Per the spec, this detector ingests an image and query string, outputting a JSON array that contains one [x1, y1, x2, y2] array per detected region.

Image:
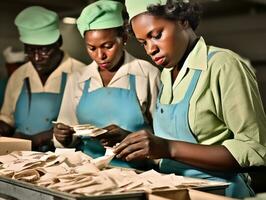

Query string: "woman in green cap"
[[113, 0, 266, 198], [0, 6, 85, 151], [53, 0, 160, 169]]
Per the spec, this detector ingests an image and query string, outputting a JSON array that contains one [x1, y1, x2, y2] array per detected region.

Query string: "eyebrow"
[[86, 41, 113, 47], [136, 30, 153, 41]]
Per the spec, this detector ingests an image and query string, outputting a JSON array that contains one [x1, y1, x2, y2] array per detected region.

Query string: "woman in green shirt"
[[112, 0, 266, 198]]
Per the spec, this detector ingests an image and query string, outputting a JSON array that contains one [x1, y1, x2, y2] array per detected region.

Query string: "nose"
[[97, 49, 107, 60], [33, 51, 42, 62], [146, 41, 159, 56]]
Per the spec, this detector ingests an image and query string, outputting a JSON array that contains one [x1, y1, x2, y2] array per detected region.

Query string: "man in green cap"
[[0, 6, 85, 152]]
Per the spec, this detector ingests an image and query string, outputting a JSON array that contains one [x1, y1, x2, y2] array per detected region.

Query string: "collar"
[[78, 51, 147, 83], [185, 36, 208, 71], [161, 37, 208, 87], [25, 52, 73, 78], [24, 52, 76, 91], [48, 53, 74, 78]]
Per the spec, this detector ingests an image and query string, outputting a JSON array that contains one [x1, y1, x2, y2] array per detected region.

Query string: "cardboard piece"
[[148, 189, 236, 200], [0, 137, 31, 155]]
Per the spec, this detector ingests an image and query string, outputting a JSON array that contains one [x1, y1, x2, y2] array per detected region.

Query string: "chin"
[[161, 63, 172, 69]]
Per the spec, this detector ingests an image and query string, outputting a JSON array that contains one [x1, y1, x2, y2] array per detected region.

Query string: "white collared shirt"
[[0, 53, 85, 126], [57, 51, 161, 127]]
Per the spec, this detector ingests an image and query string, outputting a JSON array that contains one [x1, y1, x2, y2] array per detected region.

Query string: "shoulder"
[[125, 52, 160, 77], [68, 61, 96, 82], [8, 62, 31, 81], [62, 54, 86, 72], [4, 62, 33, 94], [207, 46, 254, 76], [68, 57, 86, 67]]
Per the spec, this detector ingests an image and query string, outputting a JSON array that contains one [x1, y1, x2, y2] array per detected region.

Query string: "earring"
[[123, 42, 127, 46]]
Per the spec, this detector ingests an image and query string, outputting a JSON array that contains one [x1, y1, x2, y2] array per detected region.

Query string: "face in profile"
[[84, 28, 125, 71], [24, 41, 62, 75], [131, 13, 190, 68]]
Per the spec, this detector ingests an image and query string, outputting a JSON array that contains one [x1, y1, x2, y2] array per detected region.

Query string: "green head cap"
[[125, 0, 189, 21], [77, 0, 124, 37], [14, 6, 60, 45]]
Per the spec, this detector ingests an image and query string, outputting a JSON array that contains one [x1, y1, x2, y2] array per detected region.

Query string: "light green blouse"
[[160, 37, 266, 167]]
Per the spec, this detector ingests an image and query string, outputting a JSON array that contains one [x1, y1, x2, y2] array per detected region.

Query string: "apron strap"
[[25, 77, 31, 114], [183, 51, 220, 102], [56, 72, 67, 106], [207, 51, 219, 60], [129, 74, 136, 93], [23, 72, 67, 114], [83, 78, 91, 94], [59, 72, 67, 94], [183, 69, 201, 102]]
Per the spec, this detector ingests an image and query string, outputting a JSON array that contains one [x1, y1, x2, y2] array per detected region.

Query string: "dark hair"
[[115, 26, 126, 37], [84, 26, 126, 38], [147, 0, 202, 31], [126, 1, 202, 34]]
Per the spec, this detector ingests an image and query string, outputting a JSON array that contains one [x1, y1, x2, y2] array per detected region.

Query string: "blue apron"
[[14, 73, 67, 150], [76, 74, 153, 169], [153, 52, 254, 198]]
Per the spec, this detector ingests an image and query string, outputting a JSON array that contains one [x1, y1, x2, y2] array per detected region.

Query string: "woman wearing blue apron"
[[0, 6, 85, 151], [53, 1, 160, 170], [114, 0, 266, 198]]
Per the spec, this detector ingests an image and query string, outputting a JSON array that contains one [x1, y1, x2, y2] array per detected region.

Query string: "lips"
[[153, 56, 165, 65], [99, 62, 110, 69]]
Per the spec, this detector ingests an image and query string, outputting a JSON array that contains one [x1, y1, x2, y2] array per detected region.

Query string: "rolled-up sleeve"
[[219, 56, 266, 167]]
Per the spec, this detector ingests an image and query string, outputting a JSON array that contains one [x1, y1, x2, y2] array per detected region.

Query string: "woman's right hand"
[[114, 129, 171, 161], [53, 123, 75, 146]]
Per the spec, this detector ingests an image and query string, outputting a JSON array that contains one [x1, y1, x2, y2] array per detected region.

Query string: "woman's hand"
[[113, 129, 170, 161], [96, 124, 130, 147], [114, 129, 242, 171], [53, 123, 75, 146], [14, 130, 54, 151], [0, 121, 14, 136]]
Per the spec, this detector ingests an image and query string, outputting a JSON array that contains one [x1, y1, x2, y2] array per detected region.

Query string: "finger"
[[55, 123, 74, 132], [55, 123, 72, 130], [102, 142, 109, 147], [54, 134, 71, 143], [95, 126, 118, 139], [100, 139, 108, 145], [95, 132, 112, 140], [114, 133, 144, 153], [103, 124, 117, 131], [54, 129, 74, 137], [115, 141, 144, 159], [55, 131, 71, 138], [125, 149, 148, 161], [113, 140, 130, 154]]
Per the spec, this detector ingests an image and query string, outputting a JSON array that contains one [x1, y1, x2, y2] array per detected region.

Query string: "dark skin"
[[114, 13, 241, 172], [54, 123, 130, 147], [54, 29, 131, 147], [0, 121, 14, 137], [13, 130, 53, 151], [0, 37, 64, 151], [24, 37, 64, 85]]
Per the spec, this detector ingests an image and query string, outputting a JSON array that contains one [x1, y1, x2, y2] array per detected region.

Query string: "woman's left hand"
[[96, 124, 130, 147], [113, 129, 170, 161]]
